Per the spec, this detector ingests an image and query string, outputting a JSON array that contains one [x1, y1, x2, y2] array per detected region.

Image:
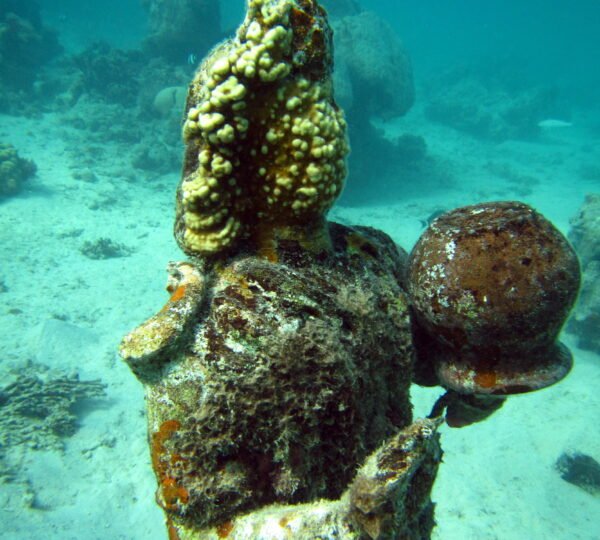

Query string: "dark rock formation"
[[0, 0, 62, 87], [0, 0, 61, 110], [333, 11, 414, 119], [72, 43, 145, 107]]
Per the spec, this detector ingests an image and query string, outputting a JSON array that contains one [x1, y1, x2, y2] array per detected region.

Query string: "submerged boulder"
[[331, 10, 419, 205], [141, 0, 222, 63], [568, 194, 600, 353], [0, 0, 61, 95], [333, 11, 414, 118]]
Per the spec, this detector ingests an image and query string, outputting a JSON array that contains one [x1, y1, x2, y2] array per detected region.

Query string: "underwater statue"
[[120, 1, 580, 538]]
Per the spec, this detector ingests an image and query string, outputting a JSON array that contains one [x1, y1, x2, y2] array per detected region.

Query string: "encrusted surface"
[[175, 0, 348, 256], [407, 201, 580, 394], [164, 417, 441, 540], [120, 262, 206, 381], [121, 223, 415, 533], [349, 418, 442, 540]]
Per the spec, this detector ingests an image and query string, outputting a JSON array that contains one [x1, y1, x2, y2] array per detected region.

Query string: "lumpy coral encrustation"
[[175, 0, 349, 257]]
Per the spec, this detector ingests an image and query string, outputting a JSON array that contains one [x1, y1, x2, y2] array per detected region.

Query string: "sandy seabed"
[[0, 102, 598, 540]]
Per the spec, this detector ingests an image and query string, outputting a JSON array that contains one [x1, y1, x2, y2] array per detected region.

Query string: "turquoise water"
[[0, 1, 598, 538]]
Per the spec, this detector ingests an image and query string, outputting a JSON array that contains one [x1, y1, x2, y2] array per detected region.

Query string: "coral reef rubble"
[[72, 43, 145, 107], [0, 365, 106, 451], [0, 142, 36, 197], [79, 237, 134, 260], [424, 65, 561, 141]]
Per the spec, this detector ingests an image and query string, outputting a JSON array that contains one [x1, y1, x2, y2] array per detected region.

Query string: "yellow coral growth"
[[175, 0, 348, 257]]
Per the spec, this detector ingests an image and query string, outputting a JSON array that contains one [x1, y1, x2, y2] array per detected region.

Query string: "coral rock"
[[0, 143, 36, 197], [0, 3, 62, 91], [331, 11, 418, 206], [555, 451, 600, 496], [424, 66, 559, 141], [321, 0, 362, 19], [333, 11, 414, 119], [568, 194, 600, 353], [73, 43, 144, 106]]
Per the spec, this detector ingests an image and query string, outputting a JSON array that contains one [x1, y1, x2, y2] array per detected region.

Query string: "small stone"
[[555, 451, 600, 496]]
